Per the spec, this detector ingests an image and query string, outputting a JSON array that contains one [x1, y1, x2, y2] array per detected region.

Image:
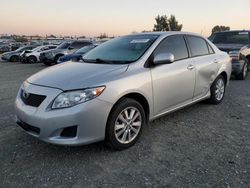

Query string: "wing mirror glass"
[[153, 53, 174, 65]]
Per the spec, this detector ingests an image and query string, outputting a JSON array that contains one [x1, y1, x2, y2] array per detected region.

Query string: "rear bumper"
[[20, 56, 28, 63]]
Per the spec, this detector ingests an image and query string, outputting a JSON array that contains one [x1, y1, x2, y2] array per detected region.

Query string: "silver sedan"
[[15, 32, 231, 150]]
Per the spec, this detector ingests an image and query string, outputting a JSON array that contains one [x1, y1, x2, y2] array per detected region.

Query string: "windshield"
[[83, 34, 159, 64], [75, 45, 96, 54], [211, 32, 250, 44], [57, 42, 71, 49], [16, 46, 30, 52]]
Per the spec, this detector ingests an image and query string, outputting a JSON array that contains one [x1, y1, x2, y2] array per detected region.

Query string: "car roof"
[[128, 31, 203, 38], [213, 30, 250, 34]]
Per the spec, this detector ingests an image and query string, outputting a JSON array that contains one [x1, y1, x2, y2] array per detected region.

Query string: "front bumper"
[[39, 54, 54, 63], [1, 55, 9, 61], [15, 82, 113, 146], [20, 55, 28, 63], [231, 60, 245, 75]]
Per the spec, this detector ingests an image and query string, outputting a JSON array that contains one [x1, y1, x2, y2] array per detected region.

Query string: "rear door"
[[185, 35, 219, 100], [151, 35, 196, 115]]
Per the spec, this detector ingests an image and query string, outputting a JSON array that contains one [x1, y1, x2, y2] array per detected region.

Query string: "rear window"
[[186, 36, 209, 57], [211, 32, 250, 44]]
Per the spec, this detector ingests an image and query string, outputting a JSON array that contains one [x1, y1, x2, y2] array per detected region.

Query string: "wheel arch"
[[108, 92, 150, 125], [219, 71, 228, 85]]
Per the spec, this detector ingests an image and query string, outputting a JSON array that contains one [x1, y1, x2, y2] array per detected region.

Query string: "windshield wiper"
[[82, 58, 115, 64], [81, 57, 133, 64]]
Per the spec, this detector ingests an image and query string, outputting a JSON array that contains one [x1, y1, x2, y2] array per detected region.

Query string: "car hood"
[[27, 62, 129, 90], [2, 51, 18, 56], [215, 43, 246, 52]]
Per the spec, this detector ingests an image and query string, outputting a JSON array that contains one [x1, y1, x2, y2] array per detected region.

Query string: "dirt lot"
[[0, 61, 250, 188]]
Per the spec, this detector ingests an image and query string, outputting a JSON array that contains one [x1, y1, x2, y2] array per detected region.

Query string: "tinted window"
[[187, 36, 209, 57], [71, 41, 92, 49], [83, 34, 159, 63], [154, 35, 189, 61], [49, 46, 56, 49], [57, 42, 71, 49], [211, 32, 249, 44]]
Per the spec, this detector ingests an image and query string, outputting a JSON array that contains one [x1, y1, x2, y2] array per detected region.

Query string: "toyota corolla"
[[15, 32, 231, 150]]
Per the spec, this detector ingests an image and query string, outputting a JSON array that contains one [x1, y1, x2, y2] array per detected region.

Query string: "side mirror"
[[68, 46, 74, 50], [153, 53, 174, 65]]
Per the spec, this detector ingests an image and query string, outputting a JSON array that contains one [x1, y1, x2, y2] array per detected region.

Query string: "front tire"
[[235, 62, 248, 80], [207, 75, 226, 104], [105, 98, 146, 150], [28, 56, 37, 64]]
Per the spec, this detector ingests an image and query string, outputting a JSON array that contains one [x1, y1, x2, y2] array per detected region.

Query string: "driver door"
[[150, 35, 196, 116]]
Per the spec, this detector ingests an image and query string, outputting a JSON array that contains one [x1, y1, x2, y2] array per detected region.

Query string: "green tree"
[[98, 33, 108, 39], [153, 14, 183, 31], [168, 15, 183, 31], [153, 15, 169, 31], [212, 25, 230, 34]]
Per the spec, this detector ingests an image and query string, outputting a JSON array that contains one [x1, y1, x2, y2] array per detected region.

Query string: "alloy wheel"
[[215, 78, 225, 101], [114, 107, 142, 144]]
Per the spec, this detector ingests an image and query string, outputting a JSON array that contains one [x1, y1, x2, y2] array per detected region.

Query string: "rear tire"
[[207, 75, 226, 104], [105, 98, 145, 150], [235, 62, 248, 80], [9, 55, 19, 62]]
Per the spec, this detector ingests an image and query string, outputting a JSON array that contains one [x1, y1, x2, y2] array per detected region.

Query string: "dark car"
[[209, 30, 250, 80], [40, 40, 93, 66], [57, 44, 97, 64], [1, 45, 38, 62]]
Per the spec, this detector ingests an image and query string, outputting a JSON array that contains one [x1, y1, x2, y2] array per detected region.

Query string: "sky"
[[0, 0, 250, 37]]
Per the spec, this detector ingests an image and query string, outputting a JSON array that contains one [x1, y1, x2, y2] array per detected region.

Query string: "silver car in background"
[[15, 32, 231, 150]]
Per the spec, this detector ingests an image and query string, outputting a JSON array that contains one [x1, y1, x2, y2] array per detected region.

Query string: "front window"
[[83, 34, 159, 64], [57, 42, 71, 49], [210, 32, 250, 44], [75, 45, 96, 54]]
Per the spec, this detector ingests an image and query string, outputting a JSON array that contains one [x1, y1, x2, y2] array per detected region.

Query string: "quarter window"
[[154, 35, 189, 61], [207, 43, 214, 54], [186, 36, 209, 57]]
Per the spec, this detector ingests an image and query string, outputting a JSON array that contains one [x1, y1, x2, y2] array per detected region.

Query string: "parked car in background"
[[20, 45, 57, 63], [15, 32, 231, 150], [0, 44, 11, 53], [209, 30, 250, 80], [1, 45, 38, 62], [40, 40, 93, 66], [57, 44, 98, 64]]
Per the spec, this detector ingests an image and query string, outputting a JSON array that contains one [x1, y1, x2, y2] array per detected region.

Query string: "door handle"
[[214, 59, 219, 63], [187, 64, 195, 70]]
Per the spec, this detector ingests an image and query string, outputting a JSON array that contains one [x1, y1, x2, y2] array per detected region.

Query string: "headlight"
[[52, 86, 105, 109]]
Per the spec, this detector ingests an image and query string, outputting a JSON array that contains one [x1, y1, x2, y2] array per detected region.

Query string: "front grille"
[[219, 48, 231, 53], [20, 90, 46, 107], [17, 121, 40, 135]]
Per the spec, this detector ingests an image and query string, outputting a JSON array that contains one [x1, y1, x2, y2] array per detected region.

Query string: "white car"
[[15, 32, 231, 150], [20, 45, 57, 63]]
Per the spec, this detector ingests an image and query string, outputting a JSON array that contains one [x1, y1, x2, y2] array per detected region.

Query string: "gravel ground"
[[0, 61, 250, 188]]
